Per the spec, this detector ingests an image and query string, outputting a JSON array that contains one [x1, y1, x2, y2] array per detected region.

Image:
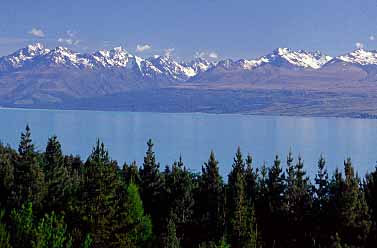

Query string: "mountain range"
[[2, 43, 377, 118]]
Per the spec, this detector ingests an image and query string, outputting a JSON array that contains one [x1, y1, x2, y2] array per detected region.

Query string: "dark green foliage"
[[139, 139, 165, 239], [365, 166, 377, 246], [44, 136, 73, 213], [196, 151, 225, 244], [227, 147, 256, 248], [264, 155, 286, 247], [283, 154, 313, 246], [10, 202, 34, 248], [313, 155, 331, 245], [114, 183, 152, 247], [0, 209, 11, 248], [163, 218, 180, 248], [1, 128, 377, 247], [122, 161, 141, 185], [162, 156, 196, 247], [328, 159, 371, 247], [81, 233, 92, 248], [0, 144, 15, 208], [10, 203, 72, 248], [245, 153, 257, 206], [33, 211, 72, 248], [12, 126, 46, 212], [18, 125, 34, 157], [77, 139, 121, 247]]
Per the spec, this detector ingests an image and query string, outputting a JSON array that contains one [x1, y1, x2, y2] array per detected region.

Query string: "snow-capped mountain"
[[92, 47, 138, 68], [183, 57, 216, 74], [148, 55, 197, 82], [0, 44, 214, 82], [31, 46, 95, 69], [188, 48, 334, 83], [335, 49, 377, 65], [3, 43, 377, 107], [263, 48, 332, 69], [0, 43, 50, 71], [231, 48, 332, 70]]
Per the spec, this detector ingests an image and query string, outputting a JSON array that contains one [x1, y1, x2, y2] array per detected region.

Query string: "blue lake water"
[[1, 108, 377, 177]]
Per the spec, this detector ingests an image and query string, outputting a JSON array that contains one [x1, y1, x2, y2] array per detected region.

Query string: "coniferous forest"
[[1, 125, 377, 248]]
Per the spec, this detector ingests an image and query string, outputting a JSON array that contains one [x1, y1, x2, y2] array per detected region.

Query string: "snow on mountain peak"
[[184, 57, 214, 74], [337, 49, 377, 65], [26, 43, 46, 53], [43, 46, 93, 68], [92, 47, 132, 68], [267, 48, 332, 69]]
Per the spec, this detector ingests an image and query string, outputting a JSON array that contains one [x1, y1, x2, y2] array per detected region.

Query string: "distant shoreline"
[[1, 104, 376, 121]]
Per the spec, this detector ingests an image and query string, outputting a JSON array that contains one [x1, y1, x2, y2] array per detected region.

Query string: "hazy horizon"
[[1, 0, 376, 60]]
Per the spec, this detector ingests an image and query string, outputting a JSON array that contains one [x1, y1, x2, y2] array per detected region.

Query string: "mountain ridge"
[[2, 43, 377, 118]]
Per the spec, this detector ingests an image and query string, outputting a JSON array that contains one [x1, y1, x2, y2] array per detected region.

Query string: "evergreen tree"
[[330, 158, 371, 247], [265, 155, 286, 247], [288, 155, 313, 247], [33, 211, 72, 248], [164, 156, 195, 247], [314, 155, 331, 246], [244, 153, 257, 206], [10, 202, 34, 248], [139, 139, 164, 237], [196, 151, 225, 244], [254, 162, 268, 248], [0, 209, 11, 248], [365, 166, 377, 246], [18, 125, 34, 157], [114, 183, 152, 247], [227, 147, 253, 248], [77, 139, 121, 247], [44, 136, 72, 213], [13, 126, 46, 212], [122, 161, 141, 185]]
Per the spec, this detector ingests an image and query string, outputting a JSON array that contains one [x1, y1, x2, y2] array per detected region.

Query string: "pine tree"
[[114, 183, 152, 247], [330, 158, 371, 247], [265, 155, 286, 247], [284, 151, 295, 211], [77, 139, 121, 247], [290, 155, 313, 247], [122, 161, 141, 185], [314, 155, 331, 246], [244, 153, 257, 206], [13, 126, 46, 211], [164, 156, 195, 246], [196, 151, 225, 244], [227, 147, 251, 248], [18, 125, 34, 157], [139, 139, 164, 237], [44, 136, 72, 213], [268, 155, 285, 210], [33, 211, 72, 248]]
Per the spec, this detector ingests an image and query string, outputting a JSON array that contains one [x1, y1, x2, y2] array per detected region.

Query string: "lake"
[[1, 107, 377, 177]]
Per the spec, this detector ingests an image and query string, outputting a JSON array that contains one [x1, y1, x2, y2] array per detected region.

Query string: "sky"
[[0, 0, 377, 60]]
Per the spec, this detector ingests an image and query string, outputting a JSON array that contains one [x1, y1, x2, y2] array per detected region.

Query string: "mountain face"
[[1, 44, 377, 107], [188, 48, 334, 83]]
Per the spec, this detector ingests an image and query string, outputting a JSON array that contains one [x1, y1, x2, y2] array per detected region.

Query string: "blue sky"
[[1, 0, 376, 60]]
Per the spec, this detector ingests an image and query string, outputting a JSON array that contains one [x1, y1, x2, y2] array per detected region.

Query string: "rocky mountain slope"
[[2, 44, 377, 117]]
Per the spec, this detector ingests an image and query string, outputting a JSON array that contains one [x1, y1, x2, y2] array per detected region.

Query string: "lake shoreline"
[[1, 105, 376, 121]]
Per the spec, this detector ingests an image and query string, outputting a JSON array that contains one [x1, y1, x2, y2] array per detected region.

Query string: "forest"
[[0, 125, 376, 248]]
